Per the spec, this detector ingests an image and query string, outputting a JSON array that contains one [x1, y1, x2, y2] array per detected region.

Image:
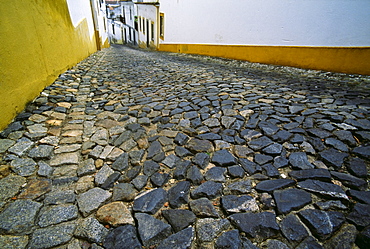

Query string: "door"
[[146, 19, 150, 47]]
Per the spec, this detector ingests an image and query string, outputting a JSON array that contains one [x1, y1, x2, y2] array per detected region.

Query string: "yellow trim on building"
[[159, 44, 370, 75], [0, 0, 104, 131]]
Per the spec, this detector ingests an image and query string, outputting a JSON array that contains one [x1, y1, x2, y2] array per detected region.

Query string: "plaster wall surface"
[[159, 0, 370, 47], [0, 0, 104, 130]]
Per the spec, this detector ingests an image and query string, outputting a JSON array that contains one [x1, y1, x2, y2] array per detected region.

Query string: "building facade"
[[107, 0, 138, 46], [134, 0, 160, 49], [0, 0, 109, 131], [157, 0, 370, 75]]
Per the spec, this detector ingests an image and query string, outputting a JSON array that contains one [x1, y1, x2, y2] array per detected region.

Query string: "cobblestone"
[[0, 45, 369, 248]]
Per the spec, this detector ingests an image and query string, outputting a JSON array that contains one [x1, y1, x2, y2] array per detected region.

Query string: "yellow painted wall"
[[0, 0, 104, 131], [159, 44, 370, 76]]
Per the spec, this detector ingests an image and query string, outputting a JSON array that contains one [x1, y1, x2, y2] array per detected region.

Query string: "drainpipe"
[[90, 0, 101, 50]]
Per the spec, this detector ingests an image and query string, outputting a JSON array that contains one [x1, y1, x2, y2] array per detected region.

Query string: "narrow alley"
[[0, 45, 369, 249]]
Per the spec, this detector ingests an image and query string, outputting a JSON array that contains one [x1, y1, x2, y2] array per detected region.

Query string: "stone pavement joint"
[[0, 45, 369, 248]]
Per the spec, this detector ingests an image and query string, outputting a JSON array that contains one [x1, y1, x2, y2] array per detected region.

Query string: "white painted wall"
[[66, 0, 95, 38], [67, 0, 108, 44], [137, 4, 158, 47], [159, 0, 370, 47]]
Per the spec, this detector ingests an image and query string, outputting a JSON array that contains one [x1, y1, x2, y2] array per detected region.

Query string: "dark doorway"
[[146, 19, 150, 47]]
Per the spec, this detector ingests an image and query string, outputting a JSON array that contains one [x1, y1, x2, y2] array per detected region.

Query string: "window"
[[159, 13, 164, 40]]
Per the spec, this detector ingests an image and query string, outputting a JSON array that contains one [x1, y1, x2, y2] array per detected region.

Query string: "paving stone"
[[196, 218, 231, 243], [308, 128, 332, 139], [186, 165, 204, 185], [215, 229, 242, 249], [273, 189, 312, 214], [37, 161, 53, 177], [156, 226, 194, 249], [211, 149, 237, 166], [0, 174, 26, 202], [356, 226, 370, 249], [248, 136, 273, 150], [174, 132, 190, 145], [289, 152, 314, 169], [162, 154, 180, 169], [151, 172, 170, 187], [112, 183, 137, 201], [28, 144, 54, 159], [279, 214, 309, 244], [29, 222, 76, 249], [227, 165, 245, 178], [192, 152, 210, 169], [95, 164, 114, 185], [0, 235, 28, 249], [77, 158, 96, 176], [324, 224, 357, 249], [162, 209, 196, 232], [262, 239, 290, 249], [298, 209, 345, 241], [38, 204, 78, 227], [10, 157, 37, 176], [205, 167, 227, 182], [7, 138, 34, 156], [49, 152, 79, 166], [190, 197, 219, 218], [221, 195, 259, 214], [172, 160, 190, 180], [168, 180, 190, 208], [295, 236, 324, 249], [191, 181, 223, 199], [18, 178, 52, 199], [258, 121, 279, 136], [255, 179, 295, 193], [131, 174, 148, 190], [186, 138, 214, 153], [143, 160, 160, 176], [315, 200, 348, 211], [223, 180, 252, 195], [147, 140, 163, 159], [133, 188, 167, 214], [297, 179, 348, 200], [229, 212, 280, 240], [353, 145, 370, 160], [347, 189, 370, 204], [77, 187, 112, 217], [346, 157, 368, 178], [239, 158, 262, 175], [289, 168, 331, 181], [75, 217, 109, 244], [103, 225, 142, 249], [346, 203, 370, 228], [255, 154, 273, 165], [331, 171, 367, 190], [96, 201, 134, 226], [319, 148, 348, 169], [0, 199, 42, 234], [135, 212, 172, 247], [44, 190, 76, 204]]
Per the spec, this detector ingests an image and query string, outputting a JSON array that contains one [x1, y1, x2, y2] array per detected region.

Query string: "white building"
[[107, 0, 138, 46], [156, 0, 370, 75], [134, 0, 159, 49]]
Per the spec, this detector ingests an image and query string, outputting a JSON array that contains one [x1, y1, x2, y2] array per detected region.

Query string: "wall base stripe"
[[158, 44, 370, 75]]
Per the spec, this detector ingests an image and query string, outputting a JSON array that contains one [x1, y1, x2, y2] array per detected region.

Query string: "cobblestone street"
[[0, 45, 370, 248]]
